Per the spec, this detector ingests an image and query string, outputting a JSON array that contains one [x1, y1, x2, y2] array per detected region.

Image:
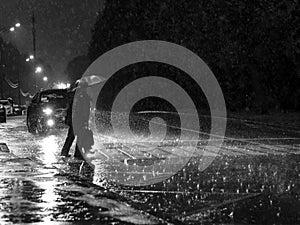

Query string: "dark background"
[[1, 0, 299, 113]]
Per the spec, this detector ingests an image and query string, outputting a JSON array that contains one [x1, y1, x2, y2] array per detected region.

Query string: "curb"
[[0, 143, 9, 153]]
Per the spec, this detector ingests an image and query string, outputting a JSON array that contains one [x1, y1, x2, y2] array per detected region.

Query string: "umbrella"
[[80, 75, 106, 86], [70, 75, 106, 92]]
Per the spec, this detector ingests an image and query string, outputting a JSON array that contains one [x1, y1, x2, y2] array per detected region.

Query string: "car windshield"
[[40, 91, 66, 103], [0, 101, 10, 105]]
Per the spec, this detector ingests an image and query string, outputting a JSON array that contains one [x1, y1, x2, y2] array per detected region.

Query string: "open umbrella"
[[79, 75, 106, 86], [70, 75, 106, 92]]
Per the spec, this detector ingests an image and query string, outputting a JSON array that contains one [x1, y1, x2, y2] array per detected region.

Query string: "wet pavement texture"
[[0, 114, 300, 224]]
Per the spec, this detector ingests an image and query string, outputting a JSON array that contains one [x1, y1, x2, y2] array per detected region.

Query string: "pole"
[[32, 11, 37, 92], [0, 72, 3, 99], [0, 50, 3, 99], [17, 71, 21, 105], [32, 12, 36, 59]]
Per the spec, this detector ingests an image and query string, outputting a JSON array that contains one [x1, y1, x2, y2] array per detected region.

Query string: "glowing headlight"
[[43, 108, 53, 115], [47, 119, 55, 127]]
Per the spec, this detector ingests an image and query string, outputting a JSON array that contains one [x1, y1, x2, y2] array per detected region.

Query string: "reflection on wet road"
[[0, 117, 160, 225], [0, 115, 300, 224]]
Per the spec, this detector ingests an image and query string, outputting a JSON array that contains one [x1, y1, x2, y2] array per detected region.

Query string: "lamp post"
[[32, 12, 38, 92], [17, 70, 21, 105], [0, 51, 3, 99]]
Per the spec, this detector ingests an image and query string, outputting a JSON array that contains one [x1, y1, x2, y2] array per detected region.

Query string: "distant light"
[[29, 55, 34, 59], [35, 66, 42, 73], [26, 58, 30, 62], [43, 107, 53, 115], [15, 23, 21, 28], [47, 119, 55, 127], [43, 76, 48, 82], [53, 82, 69, 89], [9, 27, 15, 32]]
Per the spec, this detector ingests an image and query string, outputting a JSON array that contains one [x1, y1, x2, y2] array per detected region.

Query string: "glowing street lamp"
[[43, 76, 48, 82], [9, 23, 20, 32], [35, 66, 42, 73], [0, 22, 20, 34], [25, 54, 34, 62]]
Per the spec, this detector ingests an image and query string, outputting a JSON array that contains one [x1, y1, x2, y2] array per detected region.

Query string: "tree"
[[0, 37, 27, 102], [64, 55, 91, 84], [88, 0, 300, 112]]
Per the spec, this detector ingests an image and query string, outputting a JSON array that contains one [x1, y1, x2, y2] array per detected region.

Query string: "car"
[[13, 104, 27, 116], [0, 99, 13, 116], [26, 89, 68, 134], [0, 104, 6, 123]]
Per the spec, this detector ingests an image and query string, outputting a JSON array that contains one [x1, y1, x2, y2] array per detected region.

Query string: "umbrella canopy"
[[69, 75, 106, 92], [80, 75, 106, 86]]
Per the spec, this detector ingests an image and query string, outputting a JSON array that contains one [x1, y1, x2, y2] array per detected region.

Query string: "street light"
[[35, 66, 42, 74], [43, 76, 48, 82], [0, 22, 20, 34], [9, 23, 21, 33], [25, 54, 34, 62]]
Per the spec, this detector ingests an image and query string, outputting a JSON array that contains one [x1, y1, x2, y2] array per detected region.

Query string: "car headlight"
[[47, 119, 55, 127], [42, 108, 53, 115]]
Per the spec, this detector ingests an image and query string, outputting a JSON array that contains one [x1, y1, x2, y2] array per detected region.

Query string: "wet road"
[[0, 116, 162, 225], [0, 114, 300, 224]]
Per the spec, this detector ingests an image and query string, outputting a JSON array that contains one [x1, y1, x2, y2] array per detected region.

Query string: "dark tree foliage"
[[64, 55, 91, 84], [89, 0, 300, 113], [0, 37, 32, 102]]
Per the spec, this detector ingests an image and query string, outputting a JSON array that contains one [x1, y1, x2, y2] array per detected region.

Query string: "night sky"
[[0, 0, 104, 80]]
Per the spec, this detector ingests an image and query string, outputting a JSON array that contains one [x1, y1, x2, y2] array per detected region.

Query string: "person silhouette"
[[60, 81, 84, 159], [61, 75, 105, 159], [73, 78, 94, 156]]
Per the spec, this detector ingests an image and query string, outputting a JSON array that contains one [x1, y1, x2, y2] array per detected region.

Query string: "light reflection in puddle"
[[38, 179, 59, 222], [39, 135, 59, 166]]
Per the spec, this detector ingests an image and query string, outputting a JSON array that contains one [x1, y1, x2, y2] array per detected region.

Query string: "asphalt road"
[[0, 114, 299, 224]]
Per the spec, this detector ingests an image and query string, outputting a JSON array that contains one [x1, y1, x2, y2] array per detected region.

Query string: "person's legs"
[[74, 139, 84, 159], [74, 144, 84, 159], [61, 127, 75, 156]]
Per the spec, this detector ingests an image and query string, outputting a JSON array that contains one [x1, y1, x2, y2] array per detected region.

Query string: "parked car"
[[0, 99, 13, 116], [0, 104, 6, 123], [13, 104, 27, 116], [26, 89, 68, 134]]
